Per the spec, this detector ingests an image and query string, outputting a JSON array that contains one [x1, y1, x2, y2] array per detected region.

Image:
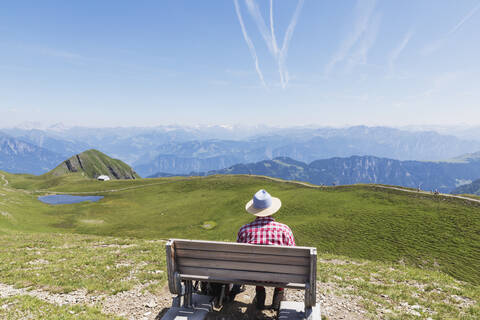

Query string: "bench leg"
[[305, 306, 321, 320], [279, 301, 321, 320], [184, 280, 193, 308], [172, 296, 180, 308]]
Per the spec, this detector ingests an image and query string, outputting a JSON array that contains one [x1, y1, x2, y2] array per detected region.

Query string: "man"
[[235, 189, 295, 310]]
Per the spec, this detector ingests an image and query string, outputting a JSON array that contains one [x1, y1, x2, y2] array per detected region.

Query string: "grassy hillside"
[[1, 172, 479, 286], [47, 149, 140, 180], [0, 232, 478, 319]]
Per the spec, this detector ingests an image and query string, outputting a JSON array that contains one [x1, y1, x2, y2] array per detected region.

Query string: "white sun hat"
[[245, 189, 282, 217]]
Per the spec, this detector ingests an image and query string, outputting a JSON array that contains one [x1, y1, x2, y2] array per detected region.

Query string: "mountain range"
[[452, 178, 480, 195], [132, 126, 480, 176], [153, 155, 480, 193], [0, 132, 64, 174], [2, 126, 480, 188]]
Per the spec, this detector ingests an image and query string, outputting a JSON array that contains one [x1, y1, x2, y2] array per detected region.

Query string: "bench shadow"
[[155, 302, 277, 320], [154, 308, 170, 319], [209, 301, 277, 320]]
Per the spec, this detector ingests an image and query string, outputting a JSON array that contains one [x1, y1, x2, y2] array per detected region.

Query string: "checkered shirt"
[[237, 217, 295, 246]]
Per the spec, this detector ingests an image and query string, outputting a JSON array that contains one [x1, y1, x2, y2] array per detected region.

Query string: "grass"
[[1, 171, 480, 318], [0, 232, 477, 319], [459, 194, 480, 201], [0, 233, 166, 294], [201, 220, 217, 230], [318, 253, 480, 319], [0, 295, 123, 320], [1, 173, 479, 285]]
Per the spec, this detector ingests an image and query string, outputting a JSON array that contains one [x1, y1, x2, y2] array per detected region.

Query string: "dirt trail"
[[0, 173, 8, 187], [256, 175, 480, 204], [202, 284, 366, 320], [0, 282, 367, 320]]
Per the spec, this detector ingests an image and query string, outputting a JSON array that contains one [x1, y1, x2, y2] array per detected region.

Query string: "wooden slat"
[[310, 248, 317, 307], [177, 257, 309, 275], [178, 266, 307, 284], [165, 240, 177, 294], [179, 274, 306, 289], [176, 249, 310, 266], [172, 239, 311, 257]]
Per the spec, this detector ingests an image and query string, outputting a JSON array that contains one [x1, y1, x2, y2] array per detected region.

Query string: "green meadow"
[[2, 171, 479, 284], [1, 171, 479, 318]]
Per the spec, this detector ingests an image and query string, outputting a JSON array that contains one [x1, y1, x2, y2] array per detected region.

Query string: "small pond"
[[38, 195, 104, 205]]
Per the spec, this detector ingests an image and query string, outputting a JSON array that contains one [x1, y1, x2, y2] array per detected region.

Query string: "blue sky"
[[1, 0, 479, 127]]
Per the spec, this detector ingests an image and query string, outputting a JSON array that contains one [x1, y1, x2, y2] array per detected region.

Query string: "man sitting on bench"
[[232, 189, 296, 310]]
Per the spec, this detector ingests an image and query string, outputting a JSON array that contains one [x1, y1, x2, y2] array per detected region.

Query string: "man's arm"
[[237, 227, 244, 243], [285, 226, 296, 246]]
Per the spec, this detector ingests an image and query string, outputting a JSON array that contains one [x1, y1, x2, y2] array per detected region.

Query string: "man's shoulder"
[[238, 218, 292, 232], [270, 220, 292, 229], [238, 220, 254, 231], [238, 218, 270, 231]]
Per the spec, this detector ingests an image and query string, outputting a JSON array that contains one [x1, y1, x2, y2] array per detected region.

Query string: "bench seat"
[[163, 239, 320, 320]]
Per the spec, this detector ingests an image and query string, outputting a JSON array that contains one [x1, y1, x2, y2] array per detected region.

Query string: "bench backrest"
[[166, 239, 317, 307]]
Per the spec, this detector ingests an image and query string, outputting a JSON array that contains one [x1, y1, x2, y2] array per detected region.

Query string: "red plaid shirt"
[[237, 217, 295, 246]]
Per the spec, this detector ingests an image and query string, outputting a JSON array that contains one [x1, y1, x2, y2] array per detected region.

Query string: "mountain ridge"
[[0, 131, 64, 174], [452, 178, 480, 195], [149, 155, 480, 193], [47, 149, 140, 180]]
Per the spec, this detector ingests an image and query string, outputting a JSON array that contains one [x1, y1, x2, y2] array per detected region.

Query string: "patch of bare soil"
[[102, 283, 173, 320], [165, 282, 367, 320], [1, 280, 368, 319]]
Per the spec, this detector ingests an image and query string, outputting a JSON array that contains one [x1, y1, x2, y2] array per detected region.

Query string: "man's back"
[[237, 216, 295, 246], [234, 189, 294, 310]]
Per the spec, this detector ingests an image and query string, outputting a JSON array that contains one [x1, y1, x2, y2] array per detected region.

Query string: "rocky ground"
[[201, 284, 367, 320], [0, 281, 367, 320]]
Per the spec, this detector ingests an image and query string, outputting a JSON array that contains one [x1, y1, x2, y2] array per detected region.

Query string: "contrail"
[[270, 0, 279, 55], [245, 0, 277, 56], [422, 1, 480, 55], [278, 0, 304, 88], [388, 29, 413, 74], [234, 0, 304, 89], [325, 0, 377, 75], [233, 0, 267, 87], [447, 1, 480, 37]]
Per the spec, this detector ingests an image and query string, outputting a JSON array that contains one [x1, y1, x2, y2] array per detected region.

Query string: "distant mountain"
[[48, 149, 140, 179], [0, 132, 64, 174], [134, 140, 270, 176], [16, 129, 90, 159], [135, 126, 480, 175], [265, 126, 480, 163], [173, 155, 480, 193], [4, 125, 480, 175], [449, 151, 480, 163], [451, 179, 480, 195]]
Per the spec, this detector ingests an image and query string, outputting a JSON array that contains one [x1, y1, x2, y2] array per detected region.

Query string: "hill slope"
[[48, 149, 140, 180], [1, 173, 479, 285]]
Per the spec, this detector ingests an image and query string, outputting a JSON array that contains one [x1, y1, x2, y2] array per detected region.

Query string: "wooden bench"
[[162, 239, 320, 320]]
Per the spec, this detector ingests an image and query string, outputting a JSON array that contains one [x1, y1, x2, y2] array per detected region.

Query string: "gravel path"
[[0, 281, 367, 319], [203, 283, 367, 320], [258, 175, 480, 204], [0, 173, 8, 187]]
